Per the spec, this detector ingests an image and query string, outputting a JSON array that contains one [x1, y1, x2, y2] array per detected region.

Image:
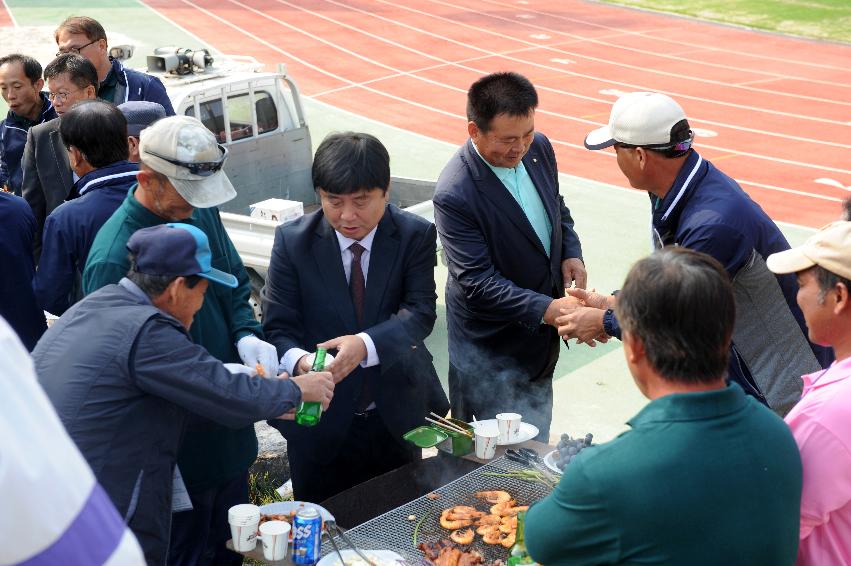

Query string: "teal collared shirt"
[[526, 383, 802, 565], [473, 141, 552, 257]]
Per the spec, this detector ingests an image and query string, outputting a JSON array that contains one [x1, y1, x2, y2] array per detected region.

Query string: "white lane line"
[[419, 0, 851, 103], [815, 178, 851, 191], [739, 180, 842, 202], [1, 0, 17, 27], [340, 0, 851, 134], [136, 0, 224, 55], [471, 0, 851, 73]]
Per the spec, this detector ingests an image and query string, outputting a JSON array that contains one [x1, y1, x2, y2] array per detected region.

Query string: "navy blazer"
[[262, 204, 449, 462], [433, 133, 582, 378]]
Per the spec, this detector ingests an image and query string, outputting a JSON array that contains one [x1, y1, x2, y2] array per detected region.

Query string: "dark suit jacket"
[[432, 133, 582, 380], [262, 204, 449, 463], [21, 117, 73, 258]]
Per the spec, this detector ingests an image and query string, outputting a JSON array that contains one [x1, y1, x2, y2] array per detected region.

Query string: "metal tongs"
[[325, 521, 377, 566], [505, 448, 559, 487]]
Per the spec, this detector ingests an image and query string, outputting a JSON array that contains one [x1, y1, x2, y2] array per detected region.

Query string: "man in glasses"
[[55, 16, 174, 115], [83, 115, 280, 565], [557, 91, 832, 416], [20, 53, 98, 258]]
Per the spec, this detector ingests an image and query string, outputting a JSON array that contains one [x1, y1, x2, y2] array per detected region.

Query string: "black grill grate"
[[324, 457, 554, 563]]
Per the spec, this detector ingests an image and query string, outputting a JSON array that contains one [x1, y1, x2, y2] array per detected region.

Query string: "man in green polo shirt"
[[525, 248, 802, 565], [83, 115, 279, 565]]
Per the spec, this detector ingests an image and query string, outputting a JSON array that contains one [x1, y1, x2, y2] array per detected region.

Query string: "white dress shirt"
[[281, 225, 380, 375]]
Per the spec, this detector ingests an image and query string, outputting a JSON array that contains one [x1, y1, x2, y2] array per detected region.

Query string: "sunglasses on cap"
[[615, 130, 695, 153], [145, 144, 229, 177]]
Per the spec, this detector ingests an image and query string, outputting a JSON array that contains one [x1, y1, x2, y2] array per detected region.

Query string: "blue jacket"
[[33, 279, 301, 565], [0, 192, 46, 349], [34, 161, 138, 316], [605, 151, 832, 413], [104, 58, 175, 116], [0, 92, 56, 195]]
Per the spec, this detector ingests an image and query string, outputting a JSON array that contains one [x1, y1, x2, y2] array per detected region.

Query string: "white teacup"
[[228, 504, 260, 552], [496, 413, 522, 444], [475, 428, 499, 459], [259, 520, 291, 561]]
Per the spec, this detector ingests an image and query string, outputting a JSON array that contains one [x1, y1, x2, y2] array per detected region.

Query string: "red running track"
[[143, 0, 851, 228]]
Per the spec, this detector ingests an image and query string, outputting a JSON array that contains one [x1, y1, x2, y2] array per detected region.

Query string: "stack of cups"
[[228, 504, 261, 552]]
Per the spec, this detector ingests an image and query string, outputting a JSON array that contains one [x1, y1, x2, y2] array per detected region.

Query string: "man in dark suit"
[[21, 53, 97, 258], [433, 72, 585, 441], [263, 132, 449, 502]]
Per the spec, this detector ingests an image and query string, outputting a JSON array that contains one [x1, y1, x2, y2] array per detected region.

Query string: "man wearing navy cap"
[[557, 91, 832, 416], [33, 222, 335, 565], [118, 100, 166, 162]]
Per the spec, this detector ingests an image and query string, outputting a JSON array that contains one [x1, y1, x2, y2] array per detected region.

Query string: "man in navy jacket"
[[0, 54, 56, 195], [55, 16, 174, 115], [433, 72, 584, 440], [560, 92, 832, 415], [34, 100, 138, 315], [263, 132, 449, 502], [34, 223, 334, 565]]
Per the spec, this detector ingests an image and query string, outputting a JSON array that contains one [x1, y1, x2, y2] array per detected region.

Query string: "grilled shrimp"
[[481, 526, 503, 545], [500, 533, 516, 548], [489, 500, 517, 516], [450, 528, 475, 545], [475, 490, 512, 504], [440, 509, 473, 529]]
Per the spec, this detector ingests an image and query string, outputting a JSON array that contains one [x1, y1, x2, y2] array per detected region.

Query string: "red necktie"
[[349, 242, 366, 326]]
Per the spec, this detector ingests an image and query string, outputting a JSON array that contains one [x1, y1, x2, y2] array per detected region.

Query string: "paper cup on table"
[[475, 428, 499, 459], [496, 413, 522, 443], [259, 520, 290, 561], [228, 504, 260, 552]]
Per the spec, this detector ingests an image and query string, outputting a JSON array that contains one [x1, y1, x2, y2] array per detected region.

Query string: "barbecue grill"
[[325, 456, 554, 563]]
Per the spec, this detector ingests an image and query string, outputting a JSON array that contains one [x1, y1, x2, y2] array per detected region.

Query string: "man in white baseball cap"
[[557, 91, 832, 416], [766, 221, 851, 565], [83, 114, 280, 565]]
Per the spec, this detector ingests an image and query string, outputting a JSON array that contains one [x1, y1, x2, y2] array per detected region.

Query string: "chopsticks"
[[427, 413, 473, 438]]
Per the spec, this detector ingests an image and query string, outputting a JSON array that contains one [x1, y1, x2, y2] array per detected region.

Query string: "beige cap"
[[139, 115, 236, 208], [766, 221, 851, 280]]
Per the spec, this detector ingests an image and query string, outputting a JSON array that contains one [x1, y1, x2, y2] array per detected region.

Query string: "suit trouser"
[[448, 362, 553, 443], [288, 411, 418, 504], [167, 471, 247, 566]]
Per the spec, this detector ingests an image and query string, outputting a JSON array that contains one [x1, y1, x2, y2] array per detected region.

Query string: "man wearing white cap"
[[767, 221, 851, 565], [82, 115, 279, 565], [559, 92, 832, 416]]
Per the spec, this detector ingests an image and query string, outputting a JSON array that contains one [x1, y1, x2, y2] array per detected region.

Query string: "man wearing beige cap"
[[83, 115, 278, 565], [767, 221, 851, 565], [559, 91, 832, 416]]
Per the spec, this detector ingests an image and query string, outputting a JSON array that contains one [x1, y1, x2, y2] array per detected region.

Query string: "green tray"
[[403, 426, 448, 448]]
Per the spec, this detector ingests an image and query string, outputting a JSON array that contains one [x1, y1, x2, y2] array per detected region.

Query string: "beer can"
[[292, 506, 322, 564]]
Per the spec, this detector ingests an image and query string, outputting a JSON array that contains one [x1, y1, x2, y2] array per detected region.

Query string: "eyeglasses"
[[145, 144, 229, 177], [615, 130, 695, 154], [47, 89, 82, 103], [56, 39, 98, 57]]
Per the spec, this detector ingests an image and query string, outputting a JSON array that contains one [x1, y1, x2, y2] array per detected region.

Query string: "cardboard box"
[[249, 198, 304, 223]]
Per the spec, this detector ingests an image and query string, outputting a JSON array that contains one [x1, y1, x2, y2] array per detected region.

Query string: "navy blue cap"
[[126, 223, 238, 288], [118, 101, 167, 136]]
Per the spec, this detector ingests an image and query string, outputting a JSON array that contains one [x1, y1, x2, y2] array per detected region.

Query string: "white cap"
[[585, 92, 690, 150], [767, 221, 851, 280], [139, 115, 236, 208]]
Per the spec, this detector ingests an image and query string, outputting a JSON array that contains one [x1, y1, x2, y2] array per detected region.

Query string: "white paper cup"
[[496, 413, 522, 444], [475, 428, 499, 459], [228, 504, 260, 552], [259, 520, 291, 561]]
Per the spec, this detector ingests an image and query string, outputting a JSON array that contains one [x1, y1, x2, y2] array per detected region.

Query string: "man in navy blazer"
[[262, 132, 449, 502], [433, 72, 585, 440]]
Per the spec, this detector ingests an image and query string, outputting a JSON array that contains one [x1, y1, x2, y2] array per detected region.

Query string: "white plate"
[[317, 549, 404, 566], [259, 501, 335, 523], [469, 419, 539, 445], [543, 450, 564, 475]]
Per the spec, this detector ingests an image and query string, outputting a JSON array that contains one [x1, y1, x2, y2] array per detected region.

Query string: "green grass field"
[[602, 0, 851, 43]]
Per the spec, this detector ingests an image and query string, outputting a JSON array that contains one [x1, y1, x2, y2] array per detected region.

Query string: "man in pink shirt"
[[767, 221, 851, 565]]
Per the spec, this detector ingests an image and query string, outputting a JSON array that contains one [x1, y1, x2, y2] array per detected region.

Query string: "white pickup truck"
[[147, 48, 438, 313]]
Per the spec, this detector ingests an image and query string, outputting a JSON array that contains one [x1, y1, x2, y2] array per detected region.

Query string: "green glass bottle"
[[507, 511, 535, 566], [294, 347, 326, 427]]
